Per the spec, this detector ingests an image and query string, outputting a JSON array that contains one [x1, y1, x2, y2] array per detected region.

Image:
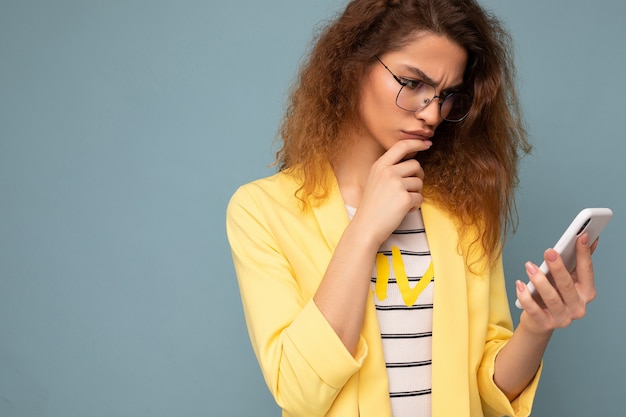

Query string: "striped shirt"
[[347, 206, 433, 416]]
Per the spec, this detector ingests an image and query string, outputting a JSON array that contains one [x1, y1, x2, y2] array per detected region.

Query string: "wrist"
[[517, 313, 554, 341], [345, 214, 386, 250]]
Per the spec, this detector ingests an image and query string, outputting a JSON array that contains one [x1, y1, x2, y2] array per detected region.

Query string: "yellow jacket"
[[226, 171, 541, 417]]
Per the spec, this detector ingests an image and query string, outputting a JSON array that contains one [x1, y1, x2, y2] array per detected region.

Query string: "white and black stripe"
[[372, 209, 433, 417]]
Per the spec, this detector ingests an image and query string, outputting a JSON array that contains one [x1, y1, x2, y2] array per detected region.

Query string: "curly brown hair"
[[276, 0, 531, 262]]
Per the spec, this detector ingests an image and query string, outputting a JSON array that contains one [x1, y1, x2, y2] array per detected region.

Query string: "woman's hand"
[[515, 233, 598, 334], [494, 234, 598, 400], [352, 139, 430, 247], [314, 139, 431, 355]]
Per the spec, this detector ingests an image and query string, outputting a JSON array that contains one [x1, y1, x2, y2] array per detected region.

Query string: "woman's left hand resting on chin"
[[494, 233, 598, 401]]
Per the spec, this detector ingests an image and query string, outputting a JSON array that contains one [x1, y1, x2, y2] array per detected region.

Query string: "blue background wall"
[[1, 1, 624, 416]]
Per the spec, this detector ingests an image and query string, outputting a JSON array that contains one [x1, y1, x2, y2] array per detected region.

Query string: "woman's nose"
[[413, 98, 442, 126]]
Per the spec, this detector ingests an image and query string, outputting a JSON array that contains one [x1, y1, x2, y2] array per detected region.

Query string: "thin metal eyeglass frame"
[[375, 56, 471, 122]]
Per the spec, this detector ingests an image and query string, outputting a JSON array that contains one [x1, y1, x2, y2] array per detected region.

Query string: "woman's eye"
[[402, 78, 425, 90]]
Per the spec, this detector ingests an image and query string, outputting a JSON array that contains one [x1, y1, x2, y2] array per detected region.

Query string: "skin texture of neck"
[[333, 132, 385, 208]]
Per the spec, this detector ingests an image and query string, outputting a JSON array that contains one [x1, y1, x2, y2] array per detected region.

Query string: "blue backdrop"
[[1, 1, 624, 416]]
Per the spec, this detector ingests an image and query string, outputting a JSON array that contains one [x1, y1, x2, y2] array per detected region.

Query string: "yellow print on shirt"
[[375, 245, 434, 307]]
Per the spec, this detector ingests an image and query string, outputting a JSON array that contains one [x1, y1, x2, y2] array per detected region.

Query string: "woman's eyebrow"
[[401, 64, 463, 91], [401, 64, 437, 85]]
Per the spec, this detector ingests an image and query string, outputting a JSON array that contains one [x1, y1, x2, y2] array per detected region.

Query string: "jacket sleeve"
[[226, 185, 367, 416], [477, 254, 542, 417]]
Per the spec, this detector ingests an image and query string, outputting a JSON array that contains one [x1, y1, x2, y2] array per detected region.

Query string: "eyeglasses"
[[376, 57, 472, 123]]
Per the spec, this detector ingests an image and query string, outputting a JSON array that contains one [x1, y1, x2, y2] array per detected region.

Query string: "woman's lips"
[[401, 130, 434, 141]]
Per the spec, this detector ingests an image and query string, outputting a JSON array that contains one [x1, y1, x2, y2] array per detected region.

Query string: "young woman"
[[226, 0, 597, 416]]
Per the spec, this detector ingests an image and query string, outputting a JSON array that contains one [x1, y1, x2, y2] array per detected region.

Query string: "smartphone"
[[515, 207, 613, 309]]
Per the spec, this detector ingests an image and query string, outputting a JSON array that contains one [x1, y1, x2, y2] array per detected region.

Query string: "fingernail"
[[545, 249, 558, 263], [525, 261, 538, 274], [580, 232, 589, 246], [516, 280, 526, 292]]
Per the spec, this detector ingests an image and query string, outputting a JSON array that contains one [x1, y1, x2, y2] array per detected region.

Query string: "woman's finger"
[[573, 233, 597, 303], [378, 139, 432, 166]]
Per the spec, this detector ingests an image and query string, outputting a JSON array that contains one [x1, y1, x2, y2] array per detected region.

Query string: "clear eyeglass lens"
[[397, 84, 470, 122], [443, 94, 471, 121], [397, 83, 435, 112]]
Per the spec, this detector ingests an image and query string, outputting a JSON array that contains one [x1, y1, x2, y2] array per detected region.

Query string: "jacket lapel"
[[311, 178, 350, 251], [422, 201, 471, 416]]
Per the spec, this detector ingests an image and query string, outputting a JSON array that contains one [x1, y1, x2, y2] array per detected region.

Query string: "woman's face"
[[357, 33, 468, 157]]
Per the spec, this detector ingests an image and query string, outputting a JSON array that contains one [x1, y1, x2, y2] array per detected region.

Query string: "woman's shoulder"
[[232, 171, 299, 197], [227, 171, 302, 213]]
